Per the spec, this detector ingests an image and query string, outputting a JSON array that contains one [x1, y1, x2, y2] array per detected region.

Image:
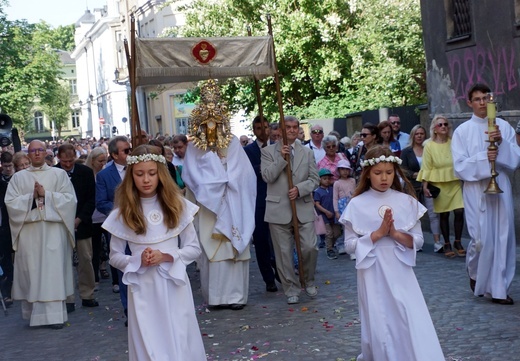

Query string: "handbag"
[[314, 209, 326, 235], [427, 183, 441, 198]]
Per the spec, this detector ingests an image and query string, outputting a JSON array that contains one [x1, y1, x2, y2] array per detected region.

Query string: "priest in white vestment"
[[183, 138, 256, 309], [5, 140, 77, 328], [182, 80, 256, 309], [452, 84, 520, 304]]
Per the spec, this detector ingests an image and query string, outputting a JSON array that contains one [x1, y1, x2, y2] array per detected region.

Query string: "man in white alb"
[[5, 140, 76, 328], [451, 83, 520, 305]]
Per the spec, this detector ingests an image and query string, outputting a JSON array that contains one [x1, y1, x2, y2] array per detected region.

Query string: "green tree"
[[178, 0, 425, 121], [41, 82, 71, 137], [0, 1, 72, 131]]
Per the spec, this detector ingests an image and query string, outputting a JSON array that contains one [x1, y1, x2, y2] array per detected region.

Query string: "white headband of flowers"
[[362, 155, 402, 168], [126, 153, 167, 165]]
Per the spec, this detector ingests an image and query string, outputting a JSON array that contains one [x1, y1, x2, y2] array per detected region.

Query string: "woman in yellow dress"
[[417, 115, 465, 258]]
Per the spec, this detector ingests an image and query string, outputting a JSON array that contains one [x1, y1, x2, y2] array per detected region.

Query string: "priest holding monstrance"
[[183, 80, 256, 310]]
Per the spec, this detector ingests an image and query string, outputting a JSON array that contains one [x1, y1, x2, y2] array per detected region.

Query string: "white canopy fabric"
[[135, 36, 276, 86]]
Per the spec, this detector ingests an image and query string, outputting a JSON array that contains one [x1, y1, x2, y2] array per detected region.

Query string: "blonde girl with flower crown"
[[102, 144, 206, 361], [339, 145, 444, 361]]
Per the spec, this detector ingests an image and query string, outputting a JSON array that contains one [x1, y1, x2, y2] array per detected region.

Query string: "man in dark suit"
[[261, 116, 319, 305], [56, 143, 98, 311], [95, 136, 130, 323], [244, 116, 278, 293]]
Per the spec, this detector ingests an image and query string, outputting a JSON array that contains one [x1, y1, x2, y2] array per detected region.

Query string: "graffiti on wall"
[[427, 60, 461, 115], [447, 45, 518, 101]]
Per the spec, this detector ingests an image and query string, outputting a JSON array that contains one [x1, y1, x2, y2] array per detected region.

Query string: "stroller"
[[0, 265, 7, 315]]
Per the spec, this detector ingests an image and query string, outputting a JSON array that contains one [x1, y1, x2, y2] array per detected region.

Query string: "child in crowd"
[[314, 168, 342, 260], [339, 146, 444, 361], [103, 144, 206, 361], [333, 159, 356, 259]]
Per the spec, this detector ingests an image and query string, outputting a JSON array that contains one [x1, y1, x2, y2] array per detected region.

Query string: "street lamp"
[[114, 68, 128, 85]]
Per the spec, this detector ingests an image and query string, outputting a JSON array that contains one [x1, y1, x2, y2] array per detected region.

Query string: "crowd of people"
[[0, 83, 518, 360]]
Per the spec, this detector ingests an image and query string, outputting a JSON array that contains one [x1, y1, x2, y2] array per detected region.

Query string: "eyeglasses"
[[122, 148, 132, 154], [311, 130, 324, 134], [360, 133, 371, 138], [472, 97, 488, 103], [391, 121, 400, 125], [436, 122, 449, 128], [325, 145, 336, 149], [28, 148, 45, 153]]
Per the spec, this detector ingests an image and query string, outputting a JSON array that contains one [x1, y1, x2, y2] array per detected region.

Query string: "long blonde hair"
[[353, 145, 416, 198], [115, 144, 184, 235]]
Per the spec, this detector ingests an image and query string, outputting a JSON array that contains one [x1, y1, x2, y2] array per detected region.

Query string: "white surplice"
[[340, 188, 445, 361], [182, 137, 256, 306], [452, 115, 520, 299], [104, 197, 206, 361], [5, 164, 77, 326]]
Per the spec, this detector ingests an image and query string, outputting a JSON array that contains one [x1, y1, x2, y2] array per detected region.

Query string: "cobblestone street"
[[1, 233, 519, 361]]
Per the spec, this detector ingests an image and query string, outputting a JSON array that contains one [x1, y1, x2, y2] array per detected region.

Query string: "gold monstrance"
[[188, 80, 233, 152]]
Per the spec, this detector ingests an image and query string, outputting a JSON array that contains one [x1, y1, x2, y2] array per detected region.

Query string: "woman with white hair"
[[316, 135, 350, 183]]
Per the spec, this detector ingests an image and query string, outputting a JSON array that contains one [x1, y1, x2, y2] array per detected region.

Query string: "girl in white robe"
[[339, 145, 445, 361], [103, 145, 206, 361]]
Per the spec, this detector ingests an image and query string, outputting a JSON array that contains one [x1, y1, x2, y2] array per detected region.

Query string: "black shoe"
[[229, 304, 245, 311], [48, 323, 64, 329], [82, 299, 99, 307], [125, 320, 128, 327], [492, 296, 514, 305], [3, 297, 13, 308], [266, 283, 278, 292], [66, 303, 75, 313]]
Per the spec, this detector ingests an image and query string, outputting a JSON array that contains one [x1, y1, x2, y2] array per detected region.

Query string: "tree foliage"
[[40, 82, 71, 137], [0, 1, 75, 131], [178, 0, 425, 121]]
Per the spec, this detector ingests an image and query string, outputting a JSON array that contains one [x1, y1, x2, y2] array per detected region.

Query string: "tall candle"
[[487, 94, 496, 133]]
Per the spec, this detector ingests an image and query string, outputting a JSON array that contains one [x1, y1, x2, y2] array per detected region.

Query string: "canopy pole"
[[125, 16, 142, 147], [267, 14, 305, 289]]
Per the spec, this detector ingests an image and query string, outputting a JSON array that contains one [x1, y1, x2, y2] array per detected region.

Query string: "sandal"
[[100, 269, 110, 279], [453, 240, 466, 257], [443, 243, 456, 258]]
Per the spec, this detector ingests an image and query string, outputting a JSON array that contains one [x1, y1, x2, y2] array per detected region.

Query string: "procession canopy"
[[135, 36, 276, 86]]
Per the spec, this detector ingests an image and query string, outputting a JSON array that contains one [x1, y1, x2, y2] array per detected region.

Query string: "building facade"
[[71, 0, 192, 140], [420, 0, 520, 122]]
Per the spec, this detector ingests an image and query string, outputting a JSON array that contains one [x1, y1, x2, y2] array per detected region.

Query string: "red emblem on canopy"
[[192, 40, 217, 64]]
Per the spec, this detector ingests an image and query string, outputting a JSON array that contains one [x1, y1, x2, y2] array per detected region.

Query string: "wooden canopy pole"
[[267, 14, 305, 288], [125, 16, 143, 147]]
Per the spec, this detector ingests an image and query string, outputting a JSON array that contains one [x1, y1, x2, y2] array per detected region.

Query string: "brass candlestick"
[[484, 93, 503, 194]]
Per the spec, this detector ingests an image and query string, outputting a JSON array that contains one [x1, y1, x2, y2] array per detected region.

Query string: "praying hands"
[[141, 247, 173, 267]]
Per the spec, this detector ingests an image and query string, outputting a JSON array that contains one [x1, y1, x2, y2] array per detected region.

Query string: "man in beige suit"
[[261, 116, 319, 305]]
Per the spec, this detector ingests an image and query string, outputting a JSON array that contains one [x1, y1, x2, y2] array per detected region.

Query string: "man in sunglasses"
[[5, 140, 77, 329], [306, 125, 326, 163], [389, 114, 410, 149]]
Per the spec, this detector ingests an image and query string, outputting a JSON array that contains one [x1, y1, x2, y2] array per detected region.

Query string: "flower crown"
[[362, 155, 402, 167], [126, 153, 167, 165]]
